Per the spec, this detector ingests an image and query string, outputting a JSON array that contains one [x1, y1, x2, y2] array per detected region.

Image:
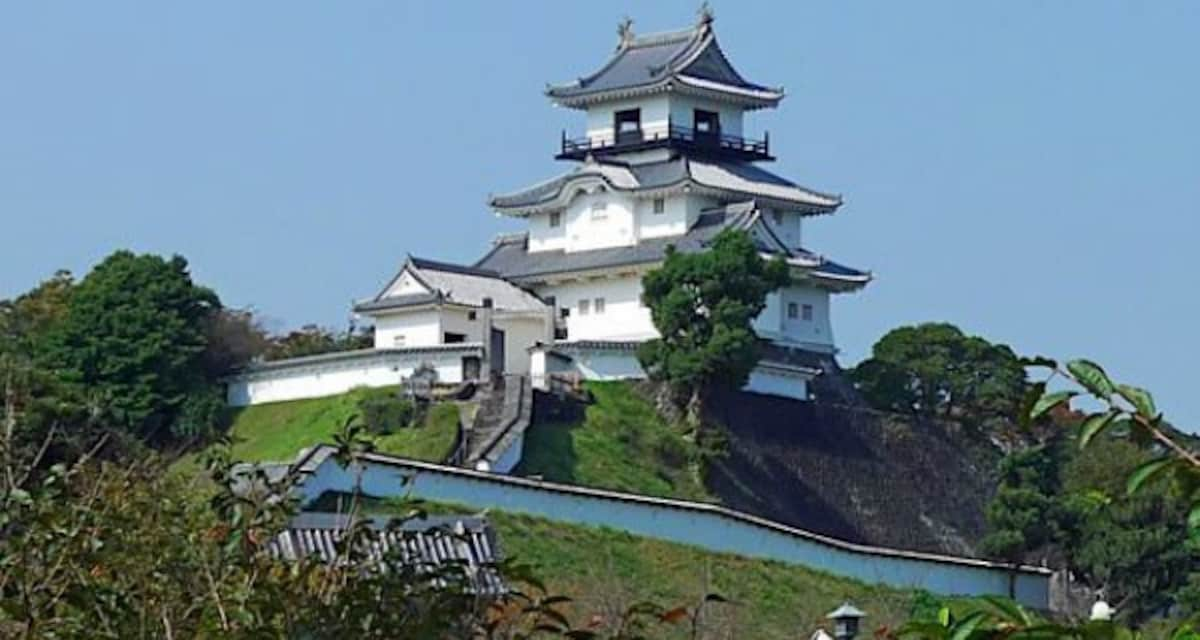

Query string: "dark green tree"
[[850, 323, 1026, 421], [41, 251, 220, 439], [980, 448, 1061, 563], [637, 229, 790, 420]]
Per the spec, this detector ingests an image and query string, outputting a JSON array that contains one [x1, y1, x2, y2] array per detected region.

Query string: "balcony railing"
[[557, 123, 772, 162]]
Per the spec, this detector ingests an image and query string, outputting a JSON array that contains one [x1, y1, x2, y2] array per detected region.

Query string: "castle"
[[227, 10, 870, 407]]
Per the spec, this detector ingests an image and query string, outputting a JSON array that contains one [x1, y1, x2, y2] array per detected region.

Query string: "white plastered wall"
[[439, 307, 484, 343], [745, 367, 811, 400], [585, 95, 670, 144], [666, 94, 745, 138], [636, 193, 712, 240], [226, 350, 473, 407], [493, 315, 547, 375], [753, 285, 835, 351], [536, 274, 656, 342], [583, 94, 745, 143], [373, 309, 443, 349]]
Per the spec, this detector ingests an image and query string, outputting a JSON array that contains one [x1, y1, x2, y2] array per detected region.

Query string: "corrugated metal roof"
[[268, 512, 506, 596]]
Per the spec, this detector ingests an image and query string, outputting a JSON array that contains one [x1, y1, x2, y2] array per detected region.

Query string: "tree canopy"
[[850, 323, 1026, 422], [39, 251, 220, 439], [637, 229, 790, 413]]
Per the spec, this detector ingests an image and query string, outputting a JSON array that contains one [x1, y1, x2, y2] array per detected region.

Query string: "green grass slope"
[[225, 388, 460, 463], [309, 493, 917, 639], [515, 381, 713, 501]]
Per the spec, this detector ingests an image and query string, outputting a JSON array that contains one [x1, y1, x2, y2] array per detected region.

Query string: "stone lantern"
[[826, 602, 866, 640]]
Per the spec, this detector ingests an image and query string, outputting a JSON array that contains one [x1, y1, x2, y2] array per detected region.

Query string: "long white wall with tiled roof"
[[295, 448, 1053, 610]]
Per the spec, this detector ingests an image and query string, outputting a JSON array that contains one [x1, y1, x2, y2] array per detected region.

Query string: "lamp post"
[[826, 602, 866, 640]]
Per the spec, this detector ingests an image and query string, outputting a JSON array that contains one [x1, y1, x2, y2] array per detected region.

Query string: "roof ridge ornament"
[[616, 16, 635, 50], [697, 2, 715, 28]]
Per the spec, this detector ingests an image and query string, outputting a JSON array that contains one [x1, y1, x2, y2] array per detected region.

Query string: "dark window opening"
[[694, 109, 720, 143], [653, 198, 665, 214], [444, 332, 467, 344], [467, 311, 477, 321], [614, 109, 641, 145]]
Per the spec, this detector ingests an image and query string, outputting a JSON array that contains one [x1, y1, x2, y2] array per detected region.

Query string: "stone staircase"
[[462, 375, 532, 472]]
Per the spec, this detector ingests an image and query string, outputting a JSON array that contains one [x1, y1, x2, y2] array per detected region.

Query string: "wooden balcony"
[[557, 124, 773, 162]]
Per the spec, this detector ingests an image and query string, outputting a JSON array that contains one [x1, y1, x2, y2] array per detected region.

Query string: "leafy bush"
[[171, 387, 229, 440], [356, 389, 416, 435], [653, 431, 690, 469]]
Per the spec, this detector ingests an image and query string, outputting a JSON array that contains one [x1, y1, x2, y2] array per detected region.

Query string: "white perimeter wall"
[[226, 349, 478, 407], [298, 453, 1051, 609]]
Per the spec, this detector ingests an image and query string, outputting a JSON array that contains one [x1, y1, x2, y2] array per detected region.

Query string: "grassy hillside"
[[515, 382, 713, 502], [224, 388, 461, 463], [310, 493, 918, 639]]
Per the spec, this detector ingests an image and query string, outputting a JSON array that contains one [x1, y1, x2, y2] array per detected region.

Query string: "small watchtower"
[[548, 6, 782, 164]]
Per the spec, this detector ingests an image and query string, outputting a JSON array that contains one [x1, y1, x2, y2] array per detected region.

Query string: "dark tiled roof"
[[268, 512, 505, 595], [758, 343, 836, 373], [357, 256, 548, 315], [489, 157, 838, 213], [409, 256, 501, 279], [475, 201, 870, 287], [353, 291, 442, 313], [545, 22, 782, 107]]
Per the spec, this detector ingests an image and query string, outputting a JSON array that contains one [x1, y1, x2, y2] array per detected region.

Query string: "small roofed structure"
[[354, 256, 553, 377], [268, 511, 506, 596], [546, 9, 783, 111]]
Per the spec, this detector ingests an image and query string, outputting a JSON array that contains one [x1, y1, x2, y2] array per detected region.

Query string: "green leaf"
[[980, 595, 1032, 626], [1116, 384, 1156, 418], [938, 607, 952, 627], [1018, 382, 1047, 429], [1029, 390, 1076, 423], [1127, 457, 1175, 495], [1079, 411, 1119, 449], [950, 611, 989, 640], [1188, 503, 1200, 534], [1067, 359, 1115, 399]]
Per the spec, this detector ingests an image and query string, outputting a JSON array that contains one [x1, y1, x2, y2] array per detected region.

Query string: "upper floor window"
[[772, 211, 784, 226], [653, 198, 665, 214], [549, 211, 562, 227], [694, 109, 720, 140], [590, 201, 608, 221], [467, 310, 477, 321], [614, 109, 641, 145], [802, 304, 814, 321], [593, 297, 606, 314], [578, 299, 590, 316], [787, 303, 799, 319]]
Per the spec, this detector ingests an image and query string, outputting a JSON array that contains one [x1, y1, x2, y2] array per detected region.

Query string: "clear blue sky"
[[2, 2, 1197, 429]]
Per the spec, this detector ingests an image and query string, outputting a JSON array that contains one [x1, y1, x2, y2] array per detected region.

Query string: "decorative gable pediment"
[[383, 265, 433, 298], [680, 39, 746, 86]]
